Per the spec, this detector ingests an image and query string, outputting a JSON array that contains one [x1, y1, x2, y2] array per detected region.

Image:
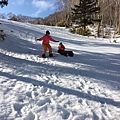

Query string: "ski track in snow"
[[0, 19, 120, 120]]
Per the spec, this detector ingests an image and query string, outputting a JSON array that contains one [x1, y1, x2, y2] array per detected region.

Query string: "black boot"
[[49, 53, 53, 57], [42, 54, 46, 58]]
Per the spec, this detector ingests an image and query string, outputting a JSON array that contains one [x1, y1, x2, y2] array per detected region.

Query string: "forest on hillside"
[[0, 0, 120, 36]]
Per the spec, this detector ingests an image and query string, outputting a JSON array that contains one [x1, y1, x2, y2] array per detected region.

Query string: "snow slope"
[[0, 19, 120, 120]]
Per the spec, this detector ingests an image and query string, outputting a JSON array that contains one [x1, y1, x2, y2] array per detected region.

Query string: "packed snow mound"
[[0, 19, 120, 120]]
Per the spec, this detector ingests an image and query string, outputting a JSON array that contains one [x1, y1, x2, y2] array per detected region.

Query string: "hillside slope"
[[0, 19, 120, 120]]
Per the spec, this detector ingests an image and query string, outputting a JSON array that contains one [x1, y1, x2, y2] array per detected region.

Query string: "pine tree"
[[0, 0, 8, 8], [71, 0, 100, 33]]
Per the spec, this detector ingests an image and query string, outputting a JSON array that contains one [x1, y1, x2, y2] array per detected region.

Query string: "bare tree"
[[99, 0, 120, 33]]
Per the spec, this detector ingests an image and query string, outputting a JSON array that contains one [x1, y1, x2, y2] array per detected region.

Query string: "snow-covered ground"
[[0, 19, 120, 120]]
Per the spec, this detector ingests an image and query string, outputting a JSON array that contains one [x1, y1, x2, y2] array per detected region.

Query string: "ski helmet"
[[46, 30, 50, 35]]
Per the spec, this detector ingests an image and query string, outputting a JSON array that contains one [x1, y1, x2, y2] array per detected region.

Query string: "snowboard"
[[37, 55, 56, 58], [58, 50, 74, 57]]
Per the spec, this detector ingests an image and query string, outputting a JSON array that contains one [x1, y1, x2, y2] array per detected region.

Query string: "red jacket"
[[58, 44, 66, 51], [39, 35, 56, 44]]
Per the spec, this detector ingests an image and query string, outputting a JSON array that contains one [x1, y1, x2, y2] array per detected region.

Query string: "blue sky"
[[0, 0, 57, 18]]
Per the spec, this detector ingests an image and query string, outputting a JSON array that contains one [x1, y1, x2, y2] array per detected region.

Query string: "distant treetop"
[[0, 0, 8, 8]]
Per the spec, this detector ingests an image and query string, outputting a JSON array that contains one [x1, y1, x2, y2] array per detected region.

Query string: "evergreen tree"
[[71, 0, 100, 33], [0, 0, 8, 8]]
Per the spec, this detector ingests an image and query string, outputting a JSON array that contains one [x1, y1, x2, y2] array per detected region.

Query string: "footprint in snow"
[[52, 90, 64, 97], [37, 97, 51, 107], [13, 103, 24, 114], [61, 109, 72, 119], [101, 108, 112, 118], [26, 91, 39, 99], [23, 111, 38, 120], [40, 86, 48, 93]]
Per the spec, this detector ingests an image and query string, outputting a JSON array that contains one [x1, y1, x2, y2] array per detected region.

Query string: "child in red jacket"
[[58, 42, 74, 57], [37, 30, 59, 58]]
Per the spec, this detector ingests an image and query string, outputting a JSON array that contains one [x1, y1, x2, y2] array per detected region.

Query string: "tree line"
[[58, 0, 120, 34], [1, 0, 120, 36]]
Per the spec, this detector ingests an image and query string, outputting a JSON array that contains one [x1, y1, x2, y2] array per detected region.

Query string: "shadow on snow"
[[0, 71, 120, 108]]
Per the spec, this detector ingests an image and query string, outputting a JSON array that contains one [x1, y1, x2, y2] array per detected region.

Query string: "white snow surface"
[[0, 19, 120, 120]]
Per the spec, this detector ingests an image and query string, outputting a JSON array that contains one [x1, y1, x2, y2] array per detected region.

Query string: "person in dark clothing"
[[57, 42, 74, 57]]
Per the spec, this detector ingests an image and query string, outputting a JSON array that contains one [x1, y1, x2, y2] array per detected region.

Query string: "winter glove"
[[35, 38, 39, 41]]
